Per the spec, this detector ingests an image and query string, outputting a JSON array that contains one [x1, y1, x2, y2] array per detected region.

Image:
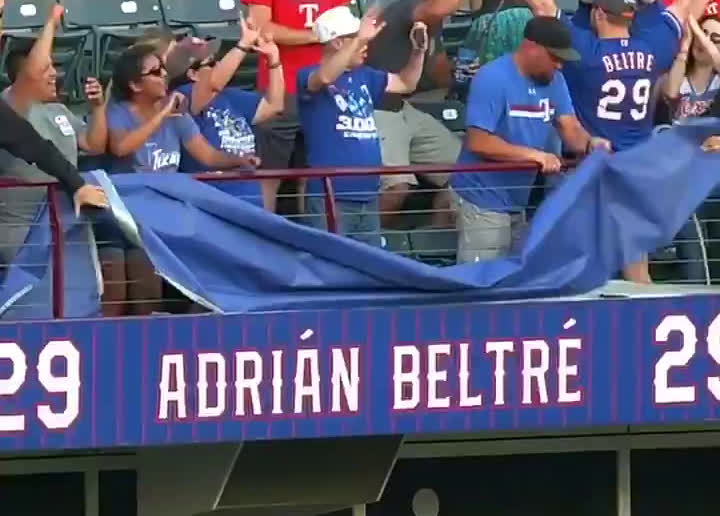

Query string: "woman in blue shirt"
[[102, 44, 259, 317], [166, 19, 285, 210]]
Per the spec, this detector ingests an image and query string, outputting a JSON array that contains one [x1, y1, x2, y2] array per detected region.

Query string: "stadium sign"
[[0, 294, 719, 451]]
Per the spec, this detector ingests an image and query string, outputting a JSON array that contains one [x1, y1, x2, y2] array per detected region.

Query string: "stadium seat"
[[0, 0, 90, 103], [160, 0, 257, 90], [411, 100, 466, 133], [409, 228, 458, 266], [442, 12, 474, 58], [61, 0, 164, 84]]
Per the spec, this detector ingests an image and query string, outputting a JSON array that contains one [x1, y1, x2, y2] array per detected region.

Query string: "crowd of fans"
[[1, 0, 720, 316]]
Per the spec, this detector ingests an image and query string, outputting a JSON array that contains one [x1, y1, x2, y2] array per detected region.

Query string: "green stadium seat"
[[160, 0, 256, 90], [381, 230, 413, 258], [411, 100, 466, 133], [1, 0, 90, 103], [61, 0, 164, 84], [409, 228, 458, 266], [442, 12, 473, 58]]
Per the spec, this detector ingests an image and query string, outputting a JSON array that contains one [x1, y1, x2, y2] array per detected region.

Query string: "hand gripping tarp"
[[2, 119, 719, 318]]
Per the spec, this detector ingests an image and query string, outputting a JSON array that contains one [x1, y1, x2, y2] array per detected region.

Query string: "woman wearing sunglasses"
[[165, 18, 285, 211], [99, 44, 259, 317]]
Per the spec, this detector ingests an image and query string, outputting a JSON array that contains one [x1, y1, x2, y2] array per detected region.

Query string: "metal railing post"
[[47, 184, 65, 319], [322, 176, 339, 234]]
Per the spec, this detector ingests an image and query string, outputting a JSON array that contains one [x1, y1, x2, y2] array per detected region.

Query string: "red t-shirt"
[[246, 0, 347, 94]]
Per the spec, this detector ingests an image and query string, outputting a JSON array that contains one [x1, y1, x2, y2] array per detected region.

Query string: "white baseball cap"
[[313, 6, 361, 44]]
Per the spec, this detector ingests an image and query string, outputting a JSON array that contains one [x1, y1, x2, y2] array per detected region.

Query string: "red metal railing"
[[0, 161, 575, 319]]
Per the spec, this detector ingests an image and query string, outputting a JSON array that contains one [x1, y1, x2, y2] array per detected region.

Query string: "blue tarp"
[[2, 120, 720, 318]]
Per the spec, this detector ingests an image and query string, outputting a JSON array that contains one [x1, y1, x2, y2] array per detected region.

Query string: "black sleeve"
[[0, 99, 85, 195]]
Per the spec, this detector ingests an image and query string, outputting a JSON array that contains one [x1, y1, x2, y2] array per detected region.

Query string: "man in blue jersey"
[[527, 0, 706, 282], [452, 16, 611, 263], [297, 6, 427, 246]]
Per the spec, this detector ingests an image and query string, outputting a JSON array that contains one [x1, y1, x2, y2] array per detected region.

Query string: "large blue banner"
[[0, 294, 719, 451], [2, 120, 720, 318]]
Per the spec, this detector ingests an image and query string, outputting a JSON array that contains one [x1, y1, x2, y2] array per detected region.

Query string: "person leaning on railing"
[[296, 6, 427, 246], [451, 17, 611, 264], [165, 17, 285, 211], [0, 1, 107, 266]]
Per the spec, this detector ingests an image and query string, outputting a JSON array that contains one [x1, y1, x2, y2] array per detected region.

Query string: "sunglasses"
[[704, 30, 720, 44], [140, 64, 166, 78]]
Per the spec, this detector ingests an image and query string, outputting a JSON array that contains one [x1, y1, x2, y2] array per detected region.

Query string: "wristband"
[[268, 61, 282, 70], [236, 43, 253, 53]]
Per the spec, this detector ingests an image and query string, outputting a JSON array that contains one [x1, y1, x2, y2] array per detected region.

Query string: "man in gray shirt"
[[0, 6, 107, 264]]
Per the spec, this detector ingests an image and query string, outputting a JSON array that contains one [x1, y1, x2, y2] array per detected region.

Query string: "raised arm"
[[189, 19, 260, 115], [248, 3, 320, 46], [386, 23, 427, 94], [306, 10, 386, 92], [78, 78, 109, 155], [667, 0, 711, 25], [251, 33, 285, 123], [24, 3, 64, 81], [663, 25, 693, 100]]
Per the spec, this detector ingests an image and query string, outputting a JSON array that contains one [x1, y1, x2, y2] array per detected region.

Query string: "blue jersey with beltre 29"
[[560, 2, 683, 151]]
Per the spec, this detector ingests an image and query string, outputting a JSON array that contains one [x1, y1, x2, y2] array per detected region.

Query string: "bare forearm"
[[210, 47, 248, 93], [396, 50, 425, 92], [84, 107, 108, 155], [663, 56, 688, 100], [559, 124, 591, 155], [468, 132, 538, 162], [27, 17, 58, 80], [257, 65, 285, 121], [205, 149, 253, 169]]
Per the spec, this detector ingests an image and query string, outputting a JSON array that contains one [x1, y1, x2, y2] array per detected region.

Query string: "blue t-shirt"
[[562, 3, 682, 151], [176, 84, 264, 207], [452, 54, 575, 212], [107, 101, 200, 173], [297, 65, 388, 202]]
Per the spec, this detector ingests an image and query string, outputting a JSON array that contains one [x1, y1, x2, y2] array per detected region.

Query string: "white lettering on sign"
[[299, 3, 320, 27], [486, 340, 513, 406], [0, 342, 27, 431], [37, 340, 81, 430], [158, 354, 187, 420], [653, 313, 720, 404], [198, 353, 226, 418], [0, 340, 81, 432], [155, 345, 362, 421], [558, 338, 582, 403]]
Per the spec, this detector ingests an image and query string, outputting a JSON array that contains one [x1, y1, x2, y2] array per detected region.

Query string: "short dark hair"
[[5, 41, 35, 83], [111, 44, 159, 101]]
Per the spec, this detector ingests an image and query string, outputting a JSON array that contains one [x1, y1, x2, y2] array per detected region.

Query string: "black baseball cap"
[[594, 0, 637, 17], [524, 16, 580, 61]]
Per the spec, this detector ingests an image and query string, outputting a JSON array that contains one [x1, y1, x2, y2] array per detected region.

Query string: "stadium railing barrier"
[[0, 163, 714, 319]]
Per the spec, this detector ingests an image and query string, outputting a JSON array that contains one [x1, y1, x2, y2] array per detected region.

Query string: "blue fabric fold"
[[2, 119, 719, 318]]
